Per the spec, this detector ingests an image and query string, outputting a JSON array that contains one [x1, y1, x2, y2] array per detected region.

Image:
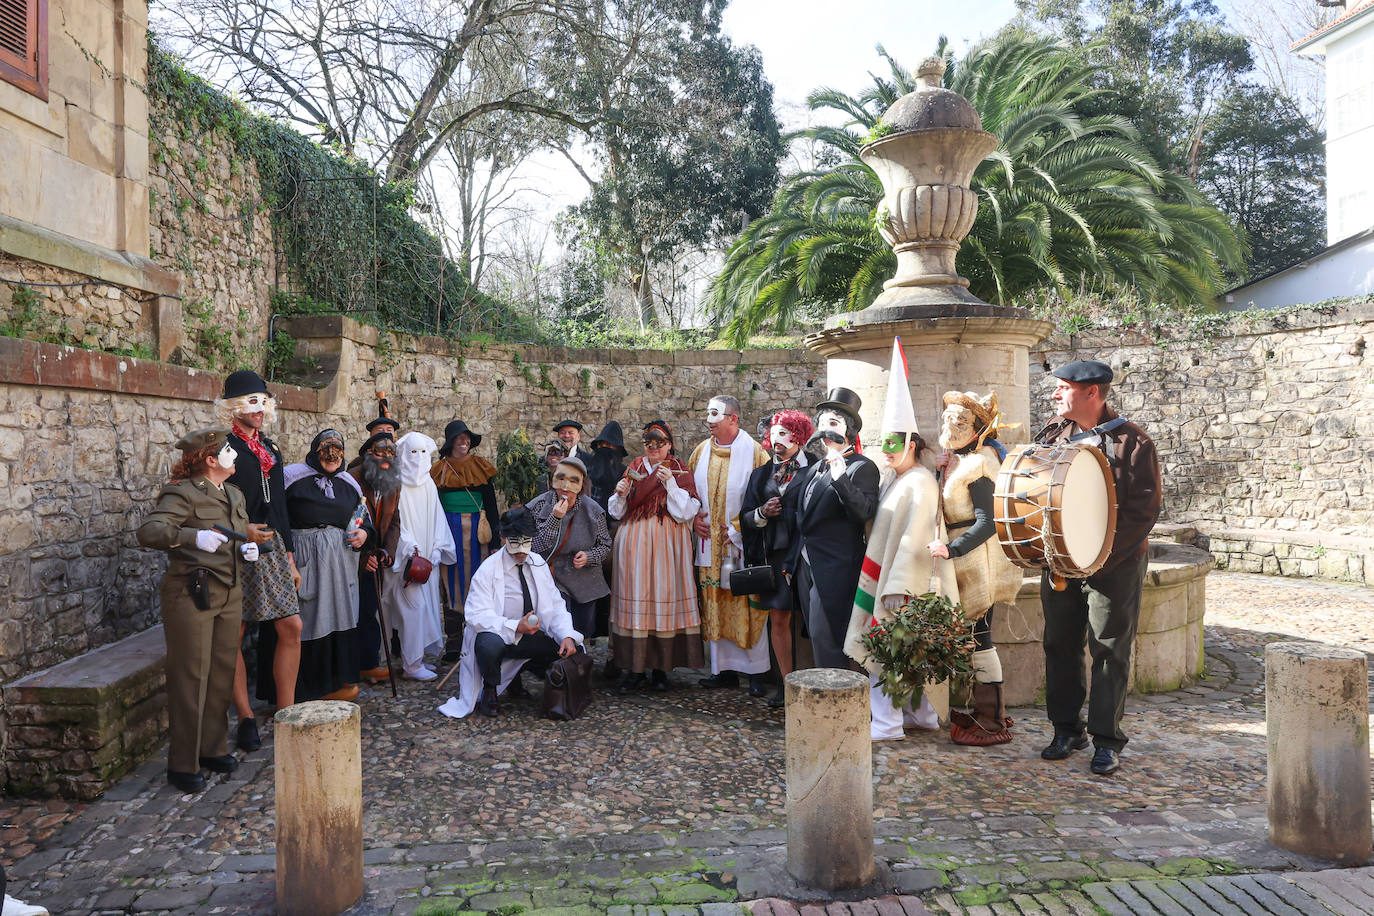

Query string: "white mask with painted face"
[[816, 410, 849, 446], [769, 423, 799, 459], [506, 537, 534, 556], [215, 443, 237, 471], [240, 393, 268, 414], [705, 399, 731, 425]]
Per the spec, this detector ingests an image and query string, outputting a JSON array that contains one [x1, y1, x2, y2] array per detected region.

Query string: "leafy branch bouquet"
[[860, 592, 977, 708]]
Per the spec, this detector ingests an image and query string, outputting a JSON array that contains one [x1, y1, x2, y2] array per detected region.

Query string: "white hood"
[[397, 432, 438, 487]]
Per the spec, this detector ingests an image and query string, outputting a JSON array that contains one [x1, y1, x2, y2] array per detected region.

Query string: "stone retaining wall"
[[1030, 302, 1374, 585]]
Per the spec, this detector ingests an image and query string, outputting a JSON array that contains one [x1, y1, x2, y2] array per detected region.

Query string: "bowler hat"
[[815, 387, 864, 433], [222, 370, 270, 400], [439, 420, 482, 455], [1051, 360, 1113, 385], [590, 420, 627, 456]]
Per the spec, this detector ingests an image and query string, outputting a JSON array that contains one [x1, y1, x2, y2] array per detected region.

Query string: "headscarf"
[[283, 428, 361, 499], [624, 420, 698, 522]]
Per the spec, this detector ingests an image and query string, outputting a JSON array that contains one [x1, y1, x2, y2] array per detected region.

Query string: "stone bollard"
[[1266, 641, 1372, 863], [276, 701, 364, 916], [785, 669, 875, 889]]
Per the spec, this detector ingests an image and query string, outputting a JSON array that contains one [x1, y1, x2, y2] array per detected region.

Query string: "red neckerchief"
[[233, 422, 275, 473]]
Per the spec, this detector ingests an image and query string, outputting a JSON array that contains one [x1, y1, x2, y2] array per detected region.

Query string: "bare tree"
[[1227, 0, 1340, 126], [153, 0, 599, 182]]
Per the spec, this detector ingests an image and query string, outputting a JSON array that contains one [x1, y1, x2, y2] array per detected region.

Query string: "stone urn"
[[858, 56, 1000, 313], [804, 55, 1051, 439]]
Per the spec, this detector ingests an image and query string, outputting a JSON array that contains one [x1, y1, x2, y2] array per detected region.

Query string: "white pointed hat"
[[881, 337, 919, 436]]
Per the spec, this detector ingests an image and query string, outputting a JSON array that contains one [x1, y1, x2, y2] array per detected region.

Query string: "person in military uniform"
[[1034, 359, 1162, 776], [137, 428, 259, 794]]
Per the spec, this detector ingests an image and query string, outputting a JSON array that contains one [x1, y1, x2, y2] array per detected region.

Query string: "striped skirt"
[[443, 511, 484, 608], [610, 514, 704, 673]]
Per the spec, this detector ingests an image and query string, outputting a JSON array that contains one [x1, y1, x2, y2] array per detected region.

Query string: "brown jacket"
[[1035, 405, 1162, 573], [137, 477, 249, 609], [348, 468, 401, 569]]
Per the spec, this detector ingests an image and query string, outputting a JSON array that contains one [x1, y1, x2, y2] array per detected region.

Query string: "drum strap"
[[1069, 416, 1130, 463]]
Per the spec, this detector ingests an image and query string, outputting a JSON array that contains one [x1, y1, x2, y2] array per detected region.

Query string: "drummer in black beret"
[[1051, 359, 1113, 386], [1034, 356, 1161, 777]]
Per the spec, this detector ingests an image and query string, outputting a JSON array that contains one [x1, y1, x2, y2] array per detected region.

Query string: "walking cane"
[[372, 567, 399, 699]]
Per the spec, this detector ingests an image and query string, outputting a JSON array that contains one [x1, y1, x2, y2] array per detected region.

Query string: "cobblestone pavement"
[[1, 572, 1372, 915]]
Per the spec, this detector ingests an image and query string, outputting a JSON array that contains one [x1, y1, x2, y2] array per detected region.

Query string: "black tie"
[[516, 563, 533, 616]]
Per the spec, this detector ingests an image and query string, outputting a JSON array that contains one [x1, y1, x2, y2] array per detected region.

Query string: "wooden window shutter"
[[0, 0, 47, 100]]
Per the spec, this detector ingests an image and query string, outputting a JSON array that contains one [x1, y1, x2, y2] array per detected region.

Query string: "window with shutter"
[[0, 0, 46, 100]]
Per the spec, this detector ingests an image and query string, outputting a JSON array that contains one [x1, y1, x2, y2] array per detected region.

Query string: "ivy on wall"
[[145, 36, 526, 361]]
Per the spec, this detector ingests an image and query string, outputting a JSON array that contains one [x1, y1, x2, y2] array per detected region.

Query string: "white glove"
[[195, 529, 228, 553], [240, 542, 259, 562], [827, 450, 846, 480], [881, 594, 905, 612]]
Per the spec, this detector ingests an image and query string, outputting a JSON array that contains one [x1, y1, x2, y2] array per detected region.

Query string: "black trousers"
[[475, 631, 562, 687], [1041, 552, 1148, 751], [356, 568, 383, 672]]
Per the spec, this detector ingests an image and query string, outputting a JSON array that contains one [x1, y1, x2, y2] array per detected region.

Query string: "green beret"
[[1051, 359, 1113, 385], [175, 427, 232, 453]]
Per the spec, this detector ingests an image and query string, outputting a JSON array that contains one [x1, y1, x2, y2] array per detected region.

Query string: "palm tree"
[[708, 34, 1246, 345]]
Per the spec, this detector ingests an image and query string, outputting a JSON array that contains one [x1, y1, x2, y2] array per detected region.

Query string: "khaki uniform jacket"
[[1034, 405, 1163, 574], [137, 477, 249, 608]]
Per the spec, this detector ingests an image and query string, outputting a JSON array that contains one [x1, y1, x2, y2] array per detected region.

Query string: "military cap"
[[175, 427, 232, 452], [1051, 359, 1113, 385]]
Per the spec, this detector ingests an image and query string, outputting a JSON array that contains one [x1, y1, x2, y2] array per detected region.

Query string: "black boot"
[[168, 770, 206, 794], [236, 717, 261, 752], [618, 672, 648, 694], [650, 669, 669, 692], [478, 685, 499, 717], [747, 675, 769, 698], [698, 671, 739, 689]]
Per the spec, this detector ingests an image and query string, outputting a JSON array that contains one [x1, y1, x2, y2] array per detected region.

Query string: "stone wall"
[[1030, 302, 1374, 584], [146, 107, 276, 365]]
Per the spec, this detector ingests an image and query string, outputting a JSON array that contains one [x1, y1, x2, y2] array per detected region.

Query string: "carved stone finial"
[[916, 56, 945, 88]]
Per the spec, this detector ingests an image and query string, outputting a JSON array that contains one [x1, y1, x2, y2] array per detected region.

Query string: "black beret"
[[552, 418, 584, 432], [1051, 359, 1113, 385]]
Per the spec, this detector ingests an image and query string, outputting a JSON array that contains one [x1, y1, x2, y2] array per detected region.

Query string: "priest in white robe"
[[382, 431, 457, 680]]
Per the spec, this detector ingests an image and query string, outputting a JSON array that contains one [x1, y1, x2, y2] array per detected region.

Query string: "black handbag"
[[542, 649, 593, 720], [729, 565, 777, 597]]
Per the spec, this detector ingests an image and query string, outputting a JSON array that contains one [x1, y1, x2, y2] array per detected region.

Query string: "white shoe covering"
[[2, 895, 50, 916], [403, 664, 437, 681], [869, 673, 905, 741], [902, 693, 940, 730], [972, 647, 1002, 683]]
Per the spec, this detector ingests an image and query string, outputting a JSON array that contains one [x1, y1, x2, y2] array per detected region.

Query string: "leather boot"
[[950, 682, 1013, 746]]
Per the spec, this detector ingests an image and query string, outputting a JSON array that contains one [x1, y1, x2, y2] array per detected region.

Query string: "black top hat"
[[222, 369, 270, 400], [439, 419, 482, 456], [815, 387, 864, 432], [500, 507, 537, 538], [590, 420, 627, 456], [553, 418, 584, 433]]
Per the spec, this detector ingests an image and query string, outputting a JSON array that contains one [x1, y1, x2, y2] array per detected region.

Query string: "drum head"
[[1060, 449, 1111, 570]]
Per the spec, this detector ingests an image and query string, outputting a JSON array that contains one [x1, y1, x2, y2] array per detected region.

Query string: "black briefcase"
[[729, 565, 776, 597]]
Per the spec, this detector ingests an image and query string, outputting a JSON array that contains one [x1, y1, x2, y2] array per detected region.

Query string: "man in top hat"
[[217, 369, 301, 751], [689, 395, 771, 693], [844, 339, 958, 739], [553, 419, 594, 466], [350, 393, 401, 470], [450, 507, 585, 718], [788, 387, 880, 669], [1034, 359, 1162, 776]]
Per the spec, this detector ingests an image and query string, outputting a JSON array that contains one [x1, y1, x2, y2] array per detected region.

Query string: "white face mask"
[[240, 394, 268, 414], [816, 410, 849, 445], [705, 399, 731, 425], [216, 443, 237, 471], [769, 423, 799, 457], [506, 537, 533, 556]]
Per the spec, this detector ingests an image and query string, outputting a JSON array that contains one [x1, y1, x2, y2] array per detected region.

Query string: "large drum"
[[994, 443, 1118, 588]]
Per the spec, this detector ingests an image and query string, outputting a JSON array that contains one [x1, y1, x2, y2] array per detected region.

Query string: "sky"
[[720, 0, 1019, 124]]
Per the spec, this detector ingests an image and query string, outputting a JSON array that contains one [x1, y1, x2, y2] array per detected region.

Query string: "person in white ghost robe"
[[382, 431, 456, 679]]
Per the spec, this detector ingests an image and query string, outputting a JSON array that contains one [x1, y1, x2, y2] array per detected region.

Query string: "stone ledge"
[[0, 213, 179, 297], [3, 625, 168, 798]]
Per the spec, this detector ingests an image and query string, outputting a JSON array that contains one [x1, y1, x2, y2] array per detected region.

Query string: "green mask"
[[881, 432, 907, 454]]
